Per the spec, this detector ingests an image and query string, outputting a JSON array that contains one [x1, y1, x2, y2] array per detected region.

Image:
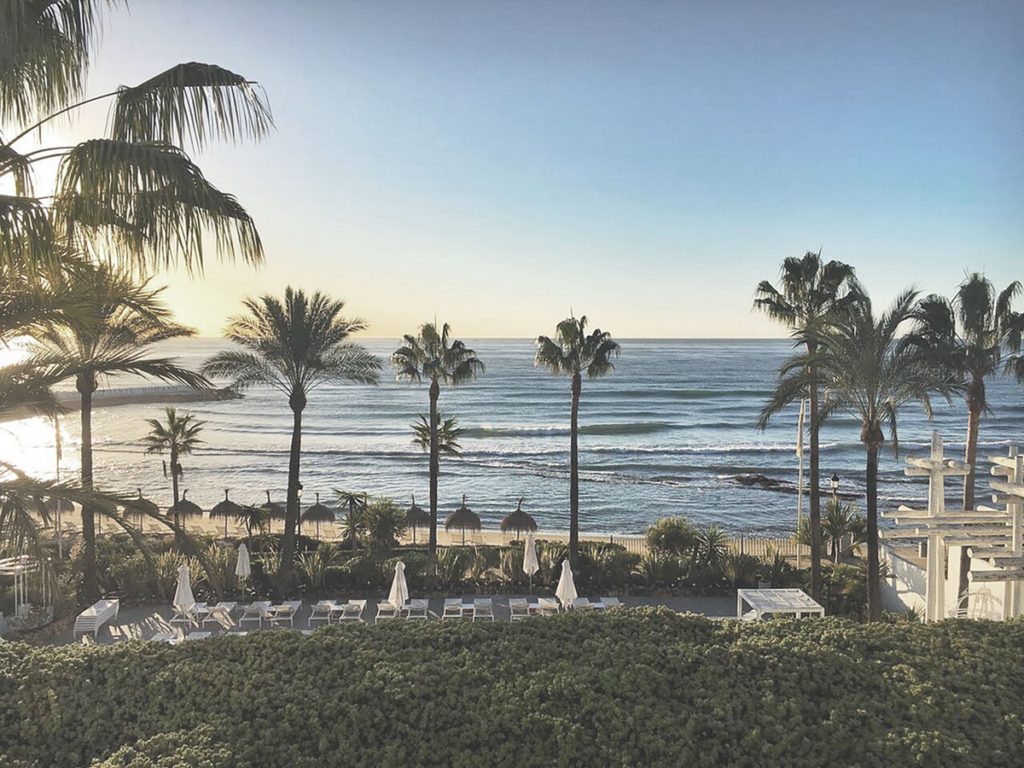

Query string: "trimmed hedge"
[[2, 611, 1023, 767]]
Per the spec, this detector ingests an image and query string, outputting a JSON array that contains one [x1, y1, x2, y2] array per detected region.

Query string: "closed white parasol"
[[388, 560, 409, 609], [555, 559, 577, 609], [173, 564, 196, 615]]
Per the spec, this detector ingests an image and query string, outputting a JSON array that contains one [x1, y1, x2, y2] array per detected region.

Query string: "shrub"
[[723, 552, 760, 588], [646, 515, 699, 558], [2, 613, 1024, 767]]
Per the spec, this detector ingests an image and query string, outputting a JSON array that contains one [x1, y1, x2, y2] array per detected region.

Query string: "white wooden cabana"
[[882, 432, 1023, 621], [0, 555, 54, 623]]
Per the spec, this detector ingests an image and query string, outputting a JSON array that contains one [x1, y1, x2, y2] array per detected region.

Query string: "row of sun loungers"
[[142, 595, 623, 642]]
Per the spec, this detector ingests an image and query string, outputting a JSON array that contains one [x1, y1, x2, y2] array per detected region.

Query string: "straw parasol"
[[445, 494, 482, 545], [405, 494, 429, 544], [168, 490, 203, 529], [260, 491, 286, 533], [210, 490, 244, 538], [500, 497, 537, 541], [302, 492, 335, 540], [122, 488, 158, 530]]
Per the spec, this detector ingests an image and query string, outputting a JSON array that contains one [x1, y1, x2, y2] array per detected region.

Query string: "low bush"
[[1, 612, 1022, 767]]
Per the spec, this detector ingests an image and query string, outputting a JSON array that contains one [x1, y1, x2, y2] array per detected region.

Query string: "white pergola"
[[882, 432, 1023, 621], [0, 555, 54, 620]]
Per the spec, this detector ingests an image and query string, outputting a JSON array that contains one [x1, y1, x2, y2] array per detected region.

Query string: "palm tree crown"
[[392, 322, 484, 387], [143, 407, 205, 463]]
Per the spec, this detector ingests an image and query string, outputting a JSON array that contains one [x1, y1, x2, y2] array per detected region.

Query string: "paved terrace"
[[57, 595, 737, 646]]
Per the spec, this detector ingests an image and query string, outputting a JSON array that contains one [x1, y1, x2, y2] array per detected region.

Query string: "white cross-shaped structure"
[[882, 431, 1012, 621]]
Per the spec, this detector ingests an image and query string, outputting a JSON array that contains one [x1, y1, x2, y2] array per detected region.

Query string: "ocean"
[[7, 338, 1023, 536]]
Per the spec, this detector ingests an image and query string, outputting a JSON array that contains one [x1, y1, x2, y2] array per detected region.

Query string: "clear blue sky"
[[55, 0, 1024, 336]]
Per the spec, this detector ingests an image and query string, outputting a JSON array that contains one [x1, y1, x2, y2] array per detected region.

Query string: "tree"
[[411, 413, 465, 456], [31, 261, 206, 599], [535, 315, 619, 564], [909, 274, 1023, 508], [142, 407, 205, 539], [392, 323, 483, 574], [765, 289, 954, 620], [754, 250, 859, 601], [1, 0, 270, 274], [335, 490, 369, 551], [203, 289, 381, 584]]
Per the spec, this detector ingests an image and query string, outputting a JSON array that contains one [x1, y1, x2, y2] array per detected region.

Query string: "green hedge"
[[2, 611, 1022, 767]]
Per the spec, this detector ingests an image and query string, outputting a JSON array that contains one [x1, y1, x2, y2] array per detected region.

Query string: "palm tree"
[[335, 491, 369, 550], [411, 414, 465, 456], [142, 407, 205, 539], [2, 0, 270, 273], [765, 289, 954, 620], [754, 250, 859, 601], [535, 315, 620, 564], [30, 261, 206, 599], [392, 323, 484, 574], [821, 497, 864, 563], [909, 274, 1023, 508], [203, 289, 381, 584]]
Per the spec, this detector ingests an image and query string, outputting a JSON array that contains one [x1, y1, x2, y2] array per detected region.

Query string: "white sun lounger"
[[375, 601, 399, 623], [338, 600, 366, 623], [572, 597, 596, 612], [404, 599, 429, 620], [203, 601, 238, 626], [509, 598, 530, 620], [268, 600, 302, 627], [442, 598, 464, 619], [473, 597, 494, 622], [535, 597, 560, 616], [309, 600, 340, 627], [73, 599, 119, 638], [239, 600, 272, 628], [599, 596, 622, 610]]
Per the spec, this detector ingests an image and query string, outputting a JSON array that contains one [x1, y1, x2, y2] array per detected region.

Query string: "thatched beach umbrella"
[[260, 491, 286, 534], [405, 495, 429, 544], [445, 494, 482, 546], [302, 492, 335, 540], [210, 490, 244, 538], [168, 490, 203, 532], [123, 488, 159, 535], [500, 497, 537, 542]]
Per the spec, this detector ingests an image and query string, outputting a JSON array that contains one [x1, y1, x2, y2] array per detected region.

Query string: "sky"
[[31, 0, 1024, 337]]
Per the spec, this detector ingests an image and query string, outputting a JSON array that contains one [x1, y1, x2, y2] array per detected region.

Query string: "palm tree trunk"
[[569, 373, 581, 564], [865, 436, 882, 622], [958, 394, 984, 597], [78, 379, 98, 601], [807, 362, 823, 602], [280, 402, 303, 587], [428, 380, 440, 577], [170, 445, 182, 546]]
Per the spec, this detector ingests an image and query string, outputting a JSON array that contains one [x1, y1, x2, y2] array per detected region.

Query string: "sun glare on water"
[[0, 416, 75, 482]]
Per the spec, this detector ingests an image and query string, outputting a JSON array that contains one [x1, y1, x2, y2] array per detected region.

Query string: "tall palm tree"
[[909, 274, 1023, 508], [754, 250, 859, 601], [535, 315, 619, 564], [2, 0, 270, 273], [765, 289, 954, 620], [30, 261, 206, 599], [392, 323, 483, 574], [142, 407, 205, 538], [203, 288, 381, 584]]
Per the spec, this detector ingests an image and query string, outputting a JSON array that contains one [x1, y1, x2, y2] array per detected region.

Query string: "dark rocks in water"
[[728, 473, 859, 499]]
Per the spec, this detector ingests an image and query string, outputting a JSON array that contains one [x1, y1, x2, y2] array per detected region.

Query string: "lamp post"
[[296, 483, 304, 537], [830, 472, 839, 502]]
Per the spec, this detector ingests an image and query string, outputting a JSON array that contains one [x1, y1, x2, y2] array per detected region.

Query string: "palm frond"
[[0, 194, 55, 273], [110, 62, 273, 150]]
